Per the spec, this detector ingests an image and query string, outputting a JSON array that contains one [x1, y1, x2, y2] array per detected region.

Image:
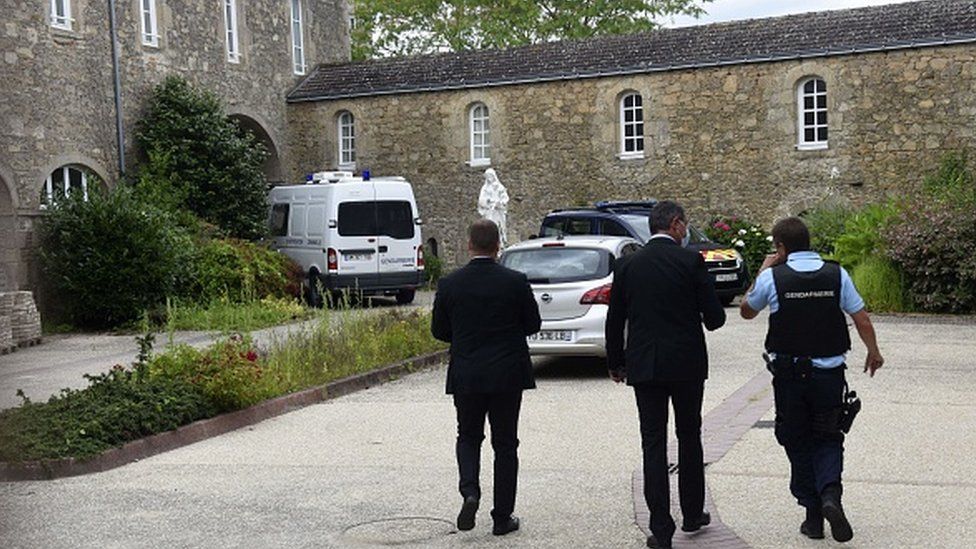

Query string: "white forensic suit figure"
[[477, 168, 510, 247]]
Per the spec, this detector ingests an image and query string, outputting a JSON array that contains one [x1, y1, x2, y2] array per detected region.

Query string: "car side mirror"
[[414, 217, 424, 225]]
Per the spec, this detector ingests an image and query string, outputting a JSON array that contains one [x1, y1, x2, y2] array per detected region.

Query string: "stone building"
[[286, 0, 976, 267], [0, 0, 350, 294]]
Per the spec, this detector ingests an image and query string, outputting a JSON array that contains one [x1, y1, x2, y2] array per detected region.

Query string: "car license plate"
[[344, 253, 372, 261], [715, 273, 738, 282], [528, 330, 574, 342]]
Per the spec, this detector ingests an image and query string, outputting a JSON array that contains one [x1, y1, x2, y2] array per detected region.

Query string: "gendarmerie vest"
[[764, 260, 851, 358]]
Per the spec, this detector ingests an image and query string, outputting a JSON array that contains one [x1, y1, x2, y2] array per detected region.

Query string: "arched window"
[[797, 77, 828, 149], [337, 111, 356, 168], [620, 92, 644, 158], [469, 103, 490, 166], [41, 165, 98, 207]]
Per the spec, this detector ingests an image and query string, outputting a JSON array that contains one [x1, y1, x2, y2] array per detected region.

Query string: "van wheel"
[[304, 272, 324, 308], [395, 289, 415, 305]]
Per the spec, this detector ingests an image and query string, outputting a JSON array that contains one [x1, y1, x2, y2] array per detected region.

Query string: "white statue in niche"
[[477, 168, 510, 247]]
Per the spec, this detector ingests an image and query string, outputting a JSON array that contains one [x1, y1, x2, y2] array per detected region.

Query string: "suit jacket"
[[605, 237, 726, 384], [431, 257, 542, 394]]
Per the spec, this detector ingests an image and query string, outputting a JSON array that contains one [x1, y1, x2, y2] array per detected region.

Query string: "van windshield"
[[338, 201, 415, 239]]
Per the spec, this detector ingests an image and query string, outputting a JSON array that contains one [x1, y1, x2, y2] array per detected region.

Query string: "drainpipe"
[[107, 0, 126, 177]]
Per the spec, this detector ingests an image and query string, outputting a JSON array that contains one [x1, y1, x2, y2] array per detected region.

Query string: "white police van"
[[268, 171, 424, 305]]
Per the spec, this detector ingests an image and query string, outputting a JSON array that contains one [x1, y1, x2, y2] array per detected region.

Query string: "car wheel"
[[304, 271, 324, 308], [396, 288, 415, 305], [719, 295, 735, 307]]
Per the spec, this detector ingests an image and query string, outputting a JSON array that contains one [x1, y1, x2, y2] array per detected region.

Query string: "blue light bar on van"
[[306, 173, 313, 182], [362, 169, 371, 181]]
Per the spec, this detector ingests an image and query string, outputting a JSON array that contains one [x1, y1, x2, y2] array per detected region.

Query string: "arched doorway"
[[0, 171, 16, 291], [228, 113, 283, 185]]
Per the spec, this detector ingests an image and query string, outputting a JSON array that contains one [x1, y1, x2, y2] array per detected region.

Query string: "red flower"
[[245, 350, 258, 362]]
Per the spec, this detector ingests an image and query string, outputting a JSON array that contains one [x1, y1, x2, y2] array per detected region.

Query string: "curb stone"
[[0, 349, 448, 482]]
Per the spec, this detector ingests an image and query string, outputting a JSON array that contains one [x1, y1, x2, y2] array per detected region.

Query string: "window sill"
[[796, 143, 828, 151], [617, 152, 645, 160], [467, 158, 491, 168], [337, 163, 356, 172]]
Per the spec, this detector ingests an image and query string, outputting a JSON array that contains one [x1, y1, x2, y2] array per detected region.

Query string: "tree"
[[136, 76, 269, 240], [351, 0, 711, 60]]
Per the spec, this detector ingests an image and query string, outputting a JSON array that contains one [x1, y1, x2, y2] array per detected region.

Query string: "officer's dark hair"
[[771, 217, 811, 254], [468, 219, 500, 254], [649, 200, 685, 233]]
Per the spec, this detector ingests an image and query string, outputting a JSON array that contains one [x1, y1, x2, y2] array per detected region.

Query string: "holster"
[[837, 387, 861, 434]]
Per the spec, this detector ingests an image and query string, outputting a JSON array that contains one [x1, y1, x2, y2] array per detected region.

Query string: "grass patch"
[[0, 309, 445, 462], [162, 296, 312, 332], [851, 255, 907, 313]]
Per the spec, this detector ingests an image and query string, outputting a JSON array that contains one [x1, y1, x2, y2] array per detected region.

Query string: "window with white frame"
[[50, 0, 72, 30], [224, 0, 240, 63], [620, 92, 644, 157], [290, 0, 305, 74], [140, 0, 159, 47], [469, 103, 490, 165], [41, 166, 93, 207], [338, 111, 356, 168], [798, 77, 828, 149]]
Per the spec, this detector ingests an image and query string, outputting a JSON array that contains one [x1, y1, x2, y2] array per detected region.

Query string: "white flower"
[[735, 239, 745, 247], [738, 229, 747, 235], [766, 235, 773, 242]]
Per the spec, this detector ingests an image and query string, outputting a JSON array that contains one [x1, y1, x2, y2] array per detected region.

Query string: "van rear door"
[[334, 183, 380, 286]]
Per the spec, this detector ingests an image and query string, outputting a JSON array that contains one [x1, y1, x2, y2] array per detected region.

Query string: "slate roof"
[[288, 0, 976, 102]]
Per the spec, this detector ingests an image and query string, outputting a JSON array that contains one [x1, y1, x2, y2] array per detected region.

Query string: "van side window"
[[270, 203, 289, 236], [600, 220, 630, 237], [565, 217, 592, 235]]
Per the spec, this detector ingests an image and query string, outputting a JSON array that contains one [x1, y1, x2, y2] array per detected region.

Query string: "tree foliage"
[[136, 76, 269, 239], [351, 0, 711, 60]]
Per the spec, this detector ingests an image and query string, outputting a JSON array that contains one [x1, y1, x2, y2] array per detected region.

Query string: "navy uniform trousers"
[[772, 364, 847, 509]]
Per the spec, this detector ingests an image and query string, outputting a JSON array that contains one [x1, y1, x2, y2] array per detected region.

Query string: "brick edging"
[[0, 349, 448, 482]]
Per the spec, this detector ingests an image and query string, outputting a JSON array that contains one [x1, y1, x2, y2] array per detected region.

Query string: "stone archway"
[[228, 113, 283, 185], [0, 169, 16, 291]]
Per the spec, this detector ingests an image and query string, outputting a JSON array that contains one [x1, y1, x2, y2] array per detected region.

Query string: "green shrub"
[[423, 247, 444, 286], [136, 76, 268, 239], [885, 200, 976, 314], [39, 187, 192, 328], [801, 203, 854, 256], [0, 366, 215, 461], [923, 150, 975, 204], [850, 256, 906, 313], [703, 215, 772, 276], [831, 201, 900, 270], [148, 335, 279, 413], [189, 238, 301, 303]]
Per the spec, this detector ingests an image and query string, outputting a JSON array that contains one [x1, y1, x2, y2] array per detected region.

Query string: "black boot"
[[821, 484, 853, 542], [800, 506, 824, 539]]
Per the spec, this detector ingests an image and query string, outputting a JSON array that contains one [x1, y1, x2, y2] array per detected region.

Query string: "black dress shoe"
[[646, 534, 673, 548], [456, 496, 479, 531], [492, 516, 520, 536], [801, 518, 825, 539], [821, 485, 853, 542], [681, 511, 711, 532]]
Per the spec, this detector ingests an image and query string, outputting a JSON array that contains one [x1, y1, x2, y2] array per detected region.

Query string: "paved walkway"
[[1, 311, 974, 548]]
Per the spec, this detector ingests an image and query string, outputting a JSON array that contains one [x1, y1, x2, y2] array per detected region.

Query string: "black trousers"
[[453, 391, 523, 522], [772, 366, 846, 509], [634, 380, 706, 543]]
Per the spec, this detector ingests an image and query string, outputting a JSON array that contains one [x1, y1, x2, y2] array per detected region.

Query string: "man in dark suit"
[[431, 219, 542, 536], [605, 200, 726, 549]]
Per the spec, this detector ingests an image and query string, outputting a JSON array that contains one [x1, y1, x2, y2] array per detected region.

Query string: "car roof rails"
[[595, 200, 659, 210]]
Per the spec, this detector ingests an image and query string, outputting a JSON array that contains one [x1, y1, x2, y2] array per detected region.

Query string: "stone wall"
[[0, 0, 350, 295], [287, 44, 976, 267]]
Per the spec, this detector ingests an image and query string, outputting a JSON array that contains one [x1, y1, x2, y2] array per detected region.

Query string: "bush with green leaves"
[[39, 187, 192, 328], [830, 201, 900, 270], [188, 238, 303, 303], [800, 202, 854, 256], [703, 215, 772, 276], [137, 76, 268, 239], [850, 255, 907, 313], [0, 364, 215, 461]]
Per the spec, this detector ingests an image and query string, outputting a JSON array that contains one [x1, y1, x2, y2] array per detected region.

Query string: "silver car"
[[499, 235, 642, 357]]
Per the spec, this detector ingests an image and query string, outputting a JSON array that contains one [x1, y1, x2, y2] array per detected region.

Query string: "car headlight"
[[732, 250, 743, 267]]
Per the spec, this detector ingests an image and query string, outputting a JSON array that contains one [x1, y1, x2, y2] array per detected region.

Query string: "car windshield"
[[618, 214, 711, 244], [501, 247, 611, 283]]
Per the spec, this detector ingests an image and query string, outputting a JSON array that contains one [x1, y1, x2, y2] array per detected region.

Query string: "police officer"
[[740, 217, 883, 543]]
